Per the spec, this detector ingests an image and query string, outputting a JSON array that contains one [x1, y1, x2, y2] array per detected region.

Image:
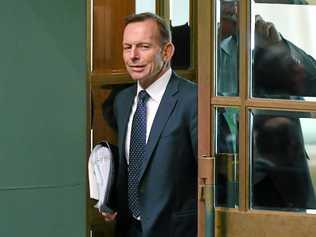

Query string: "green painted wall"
[[0, 1, 86, 236]]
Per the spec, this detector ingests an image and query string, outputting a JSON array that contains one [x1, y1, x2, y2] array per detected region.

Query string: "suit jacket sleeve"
[[284, 38, 316, 96]]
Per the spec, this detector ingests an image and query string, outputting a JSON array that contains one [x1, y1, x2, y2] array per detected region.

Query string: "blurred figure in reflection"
[[253, 115, 316, 209], [216, 1, 240, 207], [250, 14, 316, 209], [253, 14, 316, 98], [217, 0, 316, 209], [251, 13, 316, 209], [216, 107, 239, 207], [217, 0, 316, 154], [253, 43, 305, 97], [218, 0, 316, 97], [220, 0, 238, 40], [218, 0, 239, 96]]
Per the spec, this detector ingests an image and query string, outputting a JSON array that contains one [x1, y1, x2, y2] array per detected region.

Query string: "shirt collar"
[[137, 68, 172, 102], [221, 35, 237, 55]]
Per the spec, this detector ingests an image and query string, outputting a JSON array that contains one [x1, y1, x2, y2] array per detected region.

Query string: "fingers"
[[102, 212, 117, 221], [255, 14, 281, 46], [267, 22, 282, 43], [255, 14, 269, 37]]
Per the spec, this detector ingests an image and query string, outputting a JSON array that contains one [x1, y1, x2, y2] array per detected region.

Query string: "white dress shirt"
[[125, 68, 172, 164]]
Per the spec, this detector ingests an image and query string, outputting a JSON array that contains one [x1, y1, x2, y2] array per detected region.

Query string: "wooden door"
[[198, 1, 316, 236]]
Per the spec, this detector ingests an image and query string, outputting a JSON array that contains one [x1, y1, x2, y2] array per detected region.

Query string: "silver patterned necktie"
[[128, 90, 149, 218]]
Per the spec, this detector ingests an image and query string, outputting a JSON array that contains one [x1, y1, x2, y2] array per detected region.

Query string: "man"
[[103, 12, 197, 237]]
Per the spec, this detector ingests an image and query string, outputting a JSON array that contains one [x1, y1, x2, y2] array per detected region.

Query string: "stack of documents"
[[88, 141, 115, 213]]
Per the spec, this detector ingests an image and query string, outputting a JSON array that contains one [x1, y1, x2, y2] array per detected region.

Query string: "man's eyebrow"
[[137, 42, 151, 46], [122, 42, 152, 46]]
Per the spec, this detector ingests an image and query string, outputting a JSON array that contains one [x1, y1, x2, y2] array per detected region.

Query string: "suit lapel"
[[138, 74, 179, 182]]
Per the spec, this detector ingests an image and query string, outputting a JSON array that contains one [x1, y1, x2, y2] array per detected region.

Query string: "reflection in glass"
[[215, 107, 239, 207], [254, 0, 309, 4], [251, 1, 316, 99], [250, 109, 316, 211], [170, 0, 191, 69], [135, 0, 155, 14], [216, 0, 239, 96]]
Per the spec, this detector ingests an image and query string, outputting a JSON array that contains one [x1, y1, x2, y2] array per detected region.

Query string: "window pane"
[[170, 0, 191, 69], [135, 0, 155, 14], [251, 1, 316, 100], [250, 109, 316, 211], [170, 0, 190, 26], [214, 107, 239, 208], [216, 0, 240, 96]]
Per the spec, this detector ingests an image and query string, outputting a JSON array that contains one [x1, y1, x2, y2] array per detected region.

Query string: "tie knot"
[[138, 90, 149, 103]]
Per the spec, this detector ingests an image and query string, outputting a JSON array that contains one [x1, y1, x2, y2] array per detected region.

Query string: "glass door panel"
[[250, 0, 316, 99], [170, 0, 191, 69], [214, 107, 240, 208], [135, 0, 156, 13], [249, 109, 316, 211], [198, 0, 316, 236], [216, 0, 240, 96]]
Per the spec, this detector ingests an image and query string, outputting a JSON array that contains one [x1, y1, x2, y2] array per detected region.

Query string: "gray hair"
[[124, 12, 172, 45]]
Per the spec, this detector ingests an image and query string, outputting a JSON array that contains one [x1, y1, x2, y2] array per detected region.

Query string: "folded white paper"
[[88, 141, 114, 212]]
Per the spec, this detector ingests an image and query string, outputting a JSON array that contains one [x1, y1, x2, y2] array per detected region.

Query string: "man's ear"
[[162, 42, 175, 62]]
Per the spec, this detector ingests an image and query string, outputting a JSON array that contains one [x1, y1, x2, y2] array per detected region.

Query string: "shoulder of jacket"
[[176, 77, 197, 98], [113, 85, 135, 108]]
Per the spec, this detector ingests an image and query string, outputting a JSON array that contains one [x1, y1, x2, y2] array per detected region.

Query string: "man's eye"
[[123, 46, 131, 50], [140, 45, 150, 49]]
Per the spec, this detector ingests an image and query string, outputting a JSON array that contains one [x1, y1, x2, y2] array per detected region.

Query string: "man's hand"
[[102, 212, 117, 222], [255, 15, 282, 48]]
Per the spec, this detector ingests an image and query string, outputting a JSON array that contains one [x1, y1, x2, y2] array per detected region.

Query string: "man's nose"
[[130, 46, 140, 60]]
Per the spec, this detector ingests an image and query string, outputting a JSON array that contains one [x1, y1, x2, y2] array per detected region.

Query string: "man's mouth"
[[129, 65, 145, 72]]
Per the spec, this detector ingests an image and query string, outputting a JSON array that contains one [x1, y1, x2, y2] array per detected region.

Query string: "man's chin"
[[129, 74, 146, 82]]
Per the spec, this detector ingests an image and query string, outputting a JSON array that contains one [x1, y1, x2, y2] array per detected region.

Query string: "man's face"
[[122, 19, 167, 88], [221, 1, 238, 39]]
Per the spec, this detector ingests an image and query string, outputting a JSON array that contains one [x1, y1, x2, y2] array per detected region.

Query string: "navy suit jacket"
[[113, 72, 197, 237]]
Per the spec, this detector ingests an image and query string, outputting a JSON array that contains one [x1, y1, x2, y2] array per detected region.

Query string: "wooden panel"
[[197, 0, 212, 236], [93, 0, 134, 72], [238, 0, 250, 212], [215, 209, 316, 237]]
